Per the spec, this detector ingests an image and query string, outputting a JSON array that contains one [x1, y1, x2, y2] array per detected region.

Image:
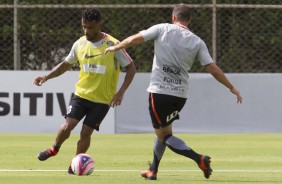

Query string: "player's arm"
[[33, 40, 78, 86], [104, 33, 144, 54], [205, 62, 242, 103], [105, 24, 162, 54], [197, 40, 242, 104], [109, 45, 136, 107], [118, 62, 136, 95], [33, 61, 72, 86], [110, 62, 136, 107]]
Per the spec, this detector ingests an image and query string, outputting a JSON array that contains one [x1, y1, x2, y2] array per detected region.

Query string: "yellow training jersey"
[[74, 35, 120, 104]]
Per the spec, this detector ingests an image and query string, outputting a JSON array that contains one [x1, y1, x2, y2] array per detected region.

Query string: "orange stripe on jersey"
[[150, 93, 162, 125], [102, 33, 108, 39], [121, 48, 133, 62]]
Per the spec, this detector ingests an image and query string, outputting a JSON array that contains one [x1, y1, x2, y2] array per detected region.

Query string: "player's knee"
[[80, 124, 94, 138], [162, 134, 172, 144]]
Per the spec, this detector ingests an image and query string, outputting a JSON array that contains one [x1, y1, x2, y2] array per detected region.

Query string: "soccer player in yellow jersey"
[[33, 8, 136, 174]]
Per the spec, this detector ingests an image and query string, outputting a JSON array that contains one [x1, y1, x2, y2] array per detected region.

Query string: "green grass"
[[0, 133, 281, 184]]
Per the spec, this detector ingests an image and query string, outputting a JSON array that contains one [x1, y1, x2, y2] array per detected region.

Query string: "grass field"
[[0, 133, 281, 184]]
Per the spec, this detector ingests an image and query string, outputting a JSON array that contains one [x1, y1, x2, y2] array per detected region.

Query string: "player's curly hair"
[[82, 8, 101, 22]]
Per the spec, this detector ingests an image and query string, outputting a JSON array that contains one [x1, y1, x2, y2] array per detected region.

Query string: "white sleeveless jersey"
[[140, 23, 213, 98]]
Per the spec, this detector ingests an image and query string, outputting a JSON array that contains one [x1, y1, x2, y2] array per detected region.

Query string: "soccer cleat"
[[141, 169, 157, 180], [67, 165, 74, 175], [37, 147, 58, 161], [198, 155, 213, 179]]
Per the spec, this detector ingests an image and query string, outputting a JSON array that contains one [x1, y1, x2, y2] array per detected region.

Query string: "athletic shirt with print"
[[65, 33, 132, 104], [140, 23, 213, 98]]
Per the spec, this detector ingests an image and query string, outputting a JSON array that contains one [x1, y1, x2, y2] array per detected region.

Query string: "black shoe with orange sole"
[[141, 169, 157, 180], [67, 165, 75, 175], [198, 155, 213, 179], [37, 147, 58, 161]]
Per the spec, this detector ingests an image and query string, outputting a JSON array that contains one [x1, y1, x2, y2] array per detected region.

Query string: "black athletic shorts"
[[149, 93, 187, 129], [66, 95, 110, 131]]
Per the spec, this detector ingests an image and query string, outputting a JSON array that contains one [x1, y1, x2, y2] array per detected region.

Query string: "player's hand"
[[33, 76, 47, 86], [110, 91, 124, 107], [104, 46, 116, 55], [230, 87, 242, 104]]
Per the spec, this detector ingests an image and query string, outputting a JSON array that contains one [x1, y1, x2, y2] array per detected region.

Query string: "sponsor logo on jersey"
[[164, 77, 182, 84], [85, 54, 102, 59], [159, 85, 185, 92], [163, 65, 181, 76], [82, 64, 106, 74], [106, 41, 114, 46]]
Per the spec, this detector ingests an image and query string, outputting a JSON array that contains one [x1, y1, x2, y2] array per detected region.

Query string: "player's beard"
[[85, 34, 93, 41], [85, 32, 101, 42]]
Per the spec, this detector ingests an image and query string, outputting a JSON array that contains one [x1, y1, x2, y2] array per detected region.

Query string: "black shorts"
[[149, 93, 187, 129], [66, 95, 110, 131]]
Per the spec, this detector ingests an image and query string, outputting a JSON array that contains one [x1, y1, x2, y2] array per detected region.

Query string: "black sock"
[[163, 134, 200, 163], [150, 137, 166, 172], [53, 145, 61, 152]]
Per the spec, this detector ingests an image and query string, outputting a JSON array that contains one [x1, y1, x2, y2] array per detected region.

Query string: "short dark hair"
[[172, 4, 191, 22], [82, 8, 101, 22]]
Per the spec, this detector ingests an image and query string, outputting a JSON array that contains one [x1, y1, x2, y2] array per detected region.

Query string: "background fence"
[[0, 0, 281, 72]]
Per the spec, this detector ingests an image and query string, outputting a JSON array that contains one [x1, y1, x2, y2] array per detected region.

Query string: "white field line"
[[0, 169, 282, 173]]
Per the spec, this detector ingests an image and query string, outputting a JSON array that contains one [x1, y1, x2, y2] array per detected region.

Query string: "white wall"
[[116, 73, 282, 133], [1, 71, 282, 133]]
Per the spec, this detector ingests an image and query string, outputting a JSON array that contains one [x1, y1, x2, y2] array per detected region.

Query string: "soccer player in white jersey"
[[105, 3, 242, 180], [33, 8, 136, 174]]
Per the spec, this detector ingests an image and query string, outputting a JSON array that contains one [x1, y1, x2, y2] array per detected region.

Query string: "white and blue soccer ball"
[[71, 153, 95, 176]]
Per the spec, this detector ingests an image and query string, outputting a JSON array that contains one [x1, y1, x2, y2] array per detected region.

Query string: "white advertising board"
[[0, 71, 115, 134], [1, 71, 282, 133], [116, 73, 282, 133]]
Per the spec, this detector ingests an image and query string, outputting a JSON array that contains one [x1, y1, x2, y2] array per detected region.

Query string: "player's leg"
[[75, 101, 109, 155], [54, 117, 80, 149], [66, 123, 94, 175], [76, 124, 94, 154], [37, 117, 79, 161], [141, 93, 169, 180], [67, 101, 109, 174], [165, 132, 212, 179], [158, 125, 200, 163], [145, 123, 172, 174], [150, 137, 166, 171], [142, 93, 212, 179], [157, 126, 213, 179], [141, 136, 166, 180], [37, 95, 86, 161]]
